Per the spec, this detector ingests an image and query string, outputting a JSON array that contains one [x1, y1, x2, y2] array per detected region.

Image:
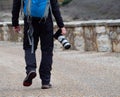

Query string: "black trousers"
[[23, 17, 54, 85]]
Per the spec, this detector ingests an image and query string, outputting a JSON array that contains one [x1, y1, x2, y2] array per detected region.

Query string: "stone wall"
[[0, 0, 12, 10], [0, 20, 120, 52]]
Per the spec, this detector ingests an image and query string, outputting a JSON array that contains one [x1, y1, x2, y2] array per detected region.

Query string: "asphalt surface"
[[0, 42, 120, 97]]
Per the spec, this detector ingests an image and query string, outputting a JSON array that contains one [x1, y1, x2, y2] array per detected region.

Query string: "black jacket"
[[12, 0, 64, 28]]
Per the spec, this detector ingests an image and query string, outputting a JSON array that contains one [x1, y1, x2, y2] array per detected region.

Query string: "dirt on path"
[[0, 42, 120, 97]]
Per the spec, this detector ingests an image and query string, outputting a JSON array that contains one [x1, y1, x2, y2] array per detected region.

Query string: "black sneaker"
[[41, 84, 52, 89], [23, 71, 36, 87]]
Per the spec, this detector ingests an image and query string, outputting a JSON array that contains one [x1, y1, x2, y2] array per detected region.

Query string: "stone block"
[[96, 26, 106, 34], [85, 39, 95, 51], [74, 35, 85, 51], [84, 27, 91, 38], [84, 27, 97, 51], [116, 27, 120, 34], [109, 31, 118, 40], [113, 42, 120, 52], [74, 27, 83, 35], [2, 23, 9, 41], [97, 34, 112, 52]]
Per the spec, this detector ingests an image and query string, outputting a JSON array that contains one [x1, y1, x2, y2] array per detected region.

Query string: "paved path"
[[0, 42, 120, 97]]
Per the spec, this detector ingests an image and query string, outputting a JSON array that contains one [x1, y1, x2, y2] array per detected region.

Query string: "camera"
[[54, 29, 71, 49]]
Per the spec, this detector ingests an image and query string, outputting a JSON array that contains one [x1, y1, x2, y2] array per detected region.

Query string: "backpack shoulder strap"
[[20, 0, 24, 18], [44, 0, 52, 18]]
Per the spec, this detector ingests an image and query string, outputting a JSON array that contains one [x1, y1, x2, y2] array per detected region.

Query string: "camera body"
[[54, 29, 71, 49]]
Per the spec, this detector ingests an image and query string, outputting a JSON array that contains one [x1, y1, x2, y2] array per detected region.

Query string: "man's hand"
[[13, 26, 20, 33], [61, 27, 67, 35]]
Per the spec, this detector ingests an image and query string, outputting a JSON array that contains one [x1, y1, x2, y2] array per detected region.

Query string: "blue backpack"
[[23, 0, 51, 18]]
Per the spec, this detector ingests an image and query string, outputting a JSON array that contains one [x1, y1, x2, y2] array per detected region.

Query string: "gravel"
[[0, 42, 120, 97]]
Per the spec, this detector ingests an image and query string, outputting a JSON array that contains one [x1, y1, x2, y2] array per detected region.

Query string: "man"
[[12, 0, 66, 89]]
